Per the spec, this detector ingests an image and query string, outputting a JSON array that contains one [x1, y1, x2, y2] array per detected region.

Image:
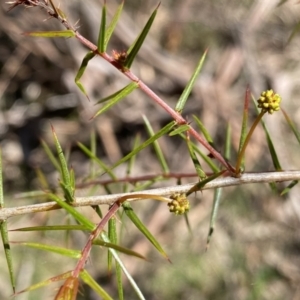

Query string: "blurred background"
[[1, 0, 300, 299]]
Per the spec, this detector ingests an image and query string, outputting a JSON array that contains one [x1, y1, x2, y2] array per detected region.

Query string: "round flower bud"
[[257, 90, 281, 114], [168, 193, 190, 215]]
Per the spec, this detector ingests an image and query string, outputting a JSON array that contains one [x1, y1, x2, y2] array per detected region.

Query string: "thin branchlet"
[[7, 0, 41, 12], [7, 0, 76, 31]]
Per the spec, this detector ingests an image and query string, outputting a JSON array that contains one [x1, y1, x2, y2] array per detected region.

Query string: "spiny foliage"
[[1, 1, 299, 300]]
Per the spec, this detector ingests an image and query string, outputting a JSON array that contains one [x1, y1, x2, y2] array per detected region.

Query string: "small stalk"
[[235, 90, 282, 176], [235, 111, 265, 176]]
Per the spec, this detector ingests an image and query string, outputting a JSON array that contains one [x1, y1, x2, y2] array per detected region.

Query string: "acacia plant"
[[1, 1, 300, 299]]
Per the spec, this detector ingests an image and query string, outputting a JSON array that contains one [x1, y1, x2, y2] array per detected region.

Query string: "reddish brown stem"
[[74, 31, 235, 173], [73, 201, 121, 277], [15, 2, 236, 173]]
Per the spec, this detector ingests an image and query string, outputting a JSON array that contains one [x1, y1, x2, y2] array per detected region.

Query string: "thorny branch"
[[5, 2, 300, 222], [7, 0, 236, 173], [3, 2, 300, 299], [1, 171, 300, 221]]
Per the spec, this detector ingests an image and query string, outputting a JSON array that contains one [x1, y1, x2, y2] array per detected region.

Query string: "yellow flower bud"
[[168, 193, 190, 215], [257, 89, 281, 114]]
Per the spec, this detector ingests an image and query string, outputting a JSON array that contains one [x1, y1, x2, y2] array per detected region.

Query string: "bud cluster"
[[257, 90, 281, 114], [168, 193, 190, 215]]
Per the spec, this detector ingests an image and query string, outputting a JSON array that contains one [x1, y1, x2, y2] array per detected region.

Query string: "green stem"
[[235, 111, 265, 176]]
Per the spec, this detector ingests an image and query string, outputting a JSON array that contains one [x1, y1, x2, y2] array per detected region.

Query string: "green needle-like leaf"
[[175, 49, 207, 113], [281, 180, 299, 196], [109, 217, 131, 300], [1, 221, 15, 293], [194, 148, 219, 173], [14, 271, 72, 295], [143, 116, 169, 173], [97, 3, 106, 52], [179, 133, 219, 173], [77, 142, 117, 179], [195, 147, 219, 173], [192, 115, 214, 145], [108, 217, 116, 272], [51, 126, 74, 203], [92, 205, 103, 219], [183, 213, 192, 235], [90, 128, 97, 178], [225, 124, 232, 161], [48, 194, 95, 231], [14, 190, 47, 199], [80, 270, 113, 300], [15, 242, 81, 258], [11, 225, 88, 232], [132, 177, 161, 192], [35, 167, 49, 190], [124, 4, 159, 68], [0, 149, 15, 292], [123, 202, 169, 261], [52, 126, 70, 184], [269, 181, 279, 194], [107, 121, 175, 173], [56, 7, 67, 20], [122, 135, 142, 193], [237, 87, 250, 170], [105, 1, 124, 49], [282, 108, 300, 144], [48, 0, 62, 18], [186, 136, 206, 179], [206, 187, 222, 250], [254, 103, 282, 171], [75, 51, 96, 100], [93, 82, 138, 118], [70, 167, 75, 192], [93, 238, 146, 260], [186, 170, 225, 196], [23, 30, 75, 38], [95, 83, 138, 105], [101, 232, 146, 300], [124, 134, 141, 192], [169, 124, 191, 136], [40, 139, 61, 171]]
